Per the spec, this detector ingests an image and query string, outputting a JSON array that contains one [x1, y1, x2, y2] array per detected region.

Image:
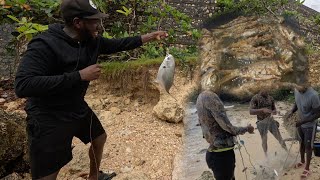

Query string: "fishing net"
[[283, 111, 300, 139]]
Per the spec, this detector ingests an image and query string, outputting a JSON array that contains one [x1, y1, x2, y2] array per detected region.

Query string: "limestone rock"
[[153, 94, 184, 123]]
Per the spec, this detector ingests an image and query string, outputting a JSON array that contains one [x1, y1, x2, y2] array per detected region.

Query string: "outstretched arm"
[[99, 31, 168, 54], [141, 31, 168, 43]]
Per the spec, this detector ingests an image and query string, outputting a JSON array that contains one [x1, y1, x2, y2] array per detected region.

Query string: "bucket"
[[314, 143, 320, 157]]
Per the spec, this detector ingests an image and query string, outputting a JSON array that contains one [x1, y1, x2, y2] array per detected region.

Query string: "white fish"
[[156, 54, 175, 94]]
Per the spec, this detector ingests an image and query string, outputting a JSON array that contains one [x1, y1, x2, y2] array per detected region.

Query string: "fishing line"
[[237, 136, 256, 172], [237, 142, 249, 180], [292, 127, 302, 167], [281, 140, 294, 171]]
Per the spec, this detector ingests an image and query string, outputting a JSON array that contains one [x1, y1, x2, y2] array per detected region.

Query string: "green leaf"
[[7, 15, 20, 23], [123, 6, 129, 12], [116, 10, 126, 15], [21, 17, 27, 23], [32, 24, 48, 31], [24, 29, 38, 34], [17, 25, 29, 33], [103, 31, 113, 39], [123, 31, 129, 37]]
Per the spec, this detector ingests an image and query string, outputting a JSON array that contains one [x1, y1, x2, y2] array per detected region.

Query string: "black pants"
[[27, 108, 105, 179], [206, 149, 236, 180]]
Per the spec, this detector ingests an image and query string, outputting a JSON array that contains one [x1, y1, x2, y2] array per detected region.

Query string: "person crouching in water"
[[196, 90, 254, 180], [250, 89, 288, 157]]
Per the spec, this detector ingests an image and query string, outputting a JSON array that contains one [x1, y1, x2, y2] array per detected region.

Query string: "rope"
[[238, 136, 256, 172]]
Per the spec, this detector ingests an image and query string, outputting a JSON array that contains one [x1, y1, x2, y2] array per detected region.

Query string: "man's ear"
[[73, 17, 83, 29]]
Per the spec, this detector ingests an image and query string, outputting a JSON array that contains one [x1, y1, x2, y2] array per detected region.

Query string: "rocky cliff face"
[[199, 16, 308, 100]]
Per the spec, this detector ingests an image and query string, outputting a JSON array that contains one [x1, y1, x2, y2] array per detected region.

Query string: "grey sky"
[[303, 0, 320, 12]]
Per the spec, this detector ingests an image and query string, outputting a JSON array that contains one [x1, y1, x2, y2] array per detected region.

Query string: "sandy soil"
[[54, 69, 198, 180]]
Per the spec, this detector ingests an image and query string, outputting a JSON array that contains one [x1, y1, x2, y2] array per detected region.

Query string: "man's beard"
[[79, 27, 94, 41]]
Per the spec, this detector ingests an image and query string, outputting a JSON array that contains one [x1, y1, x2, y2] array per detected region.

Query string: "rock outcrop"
[[153, 92, 184, 123]]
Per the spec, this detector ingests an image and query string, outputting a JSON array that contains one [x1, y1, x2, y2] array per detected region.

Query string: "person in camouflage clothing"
[[250, 90, 288, 156], [196, 90, 254, 180]]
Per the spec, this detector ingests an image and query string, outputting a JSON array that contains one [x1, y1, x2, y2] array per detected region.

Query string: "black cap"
[[61, 0, 108, 20]]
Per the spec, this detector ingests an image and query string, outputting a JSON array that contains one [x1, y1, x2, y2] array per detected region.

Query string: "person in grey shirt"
[[288, 81, 320, 178]]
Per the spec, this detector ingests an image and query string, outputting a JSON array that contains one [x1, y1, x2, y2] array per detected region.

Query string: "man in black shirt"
[[14, 0, 167, 179]]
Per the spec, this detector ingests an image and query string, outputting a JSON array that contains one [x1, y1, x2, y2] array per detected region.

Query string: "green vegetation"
[[7, 15, 48, 41], [271, 89, 295, 102], [215, 0, 305, 16], [100, 55, 198, 77], [1, 0, 200, 64]]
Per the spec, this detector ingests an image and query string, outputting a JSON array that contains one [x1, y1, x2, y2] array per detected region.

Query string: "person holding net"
[[196, 90, 254, 180], [250, 89, 288, 157], [288, 81, 320, 178]]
